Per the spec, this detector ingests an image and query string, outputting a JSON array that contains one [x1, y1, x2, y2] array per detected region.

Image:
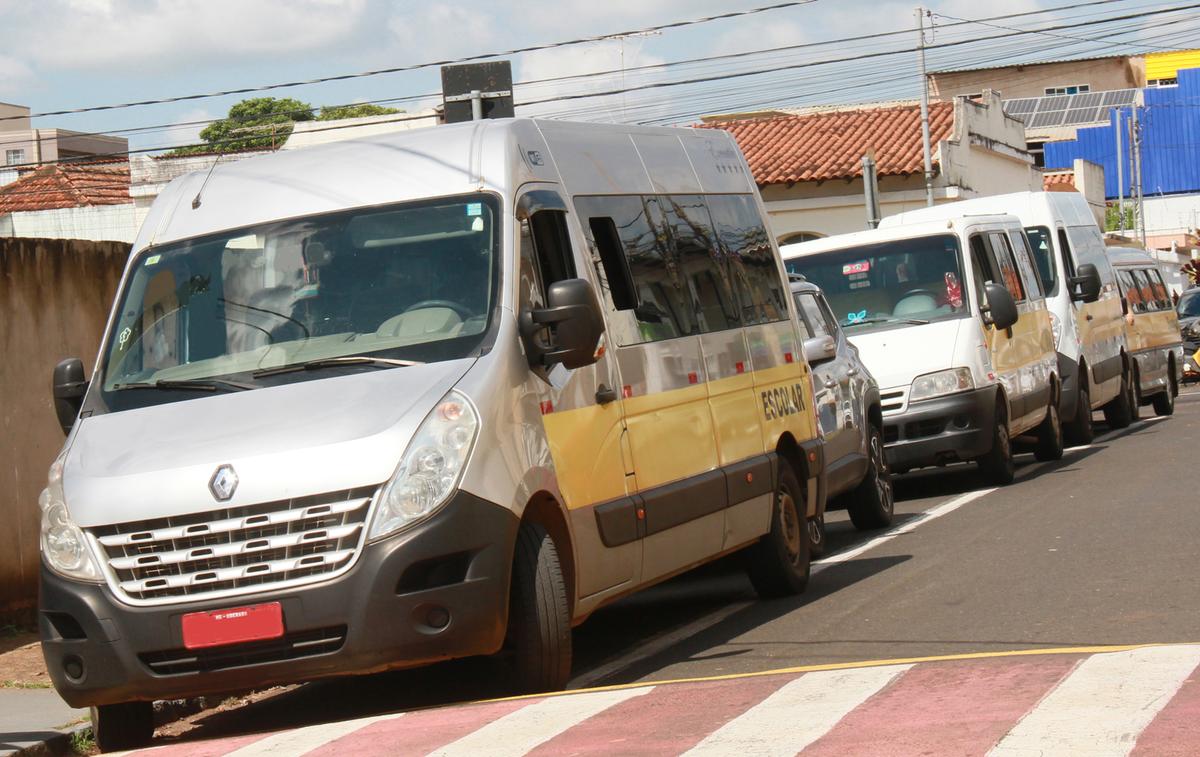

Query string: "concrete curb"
[[8, 723, 90, 757]]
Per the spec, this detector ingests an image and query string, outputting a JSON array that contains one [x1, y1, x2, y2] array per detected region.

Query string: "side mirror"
[[982, 283, 1019, 332], [1070, 263, 1103, 304], [519, 278, 606, 370], [52, 358, 88, 435], [803, 335, 837, 365]]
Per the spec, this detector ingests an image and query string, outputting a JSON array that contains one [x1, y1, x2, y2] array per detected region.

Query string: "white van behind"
[[882, 191, 1130, 442]]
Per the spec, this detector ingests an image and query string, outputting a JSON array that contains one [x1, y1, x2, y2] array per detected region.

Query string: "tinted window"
[[1009, 229, 1043, 298], [708, 194, 788, 325], [1147, 269, 1170, 309], [1178, 290, 1200, 317], [989, 232, 1026, 301], [795, 293, 832, 338], [662, 195, 739, 333], [1024, 226, 1058, 296], [1120, 270, 1145, 312], [786, 234, 968, 333]]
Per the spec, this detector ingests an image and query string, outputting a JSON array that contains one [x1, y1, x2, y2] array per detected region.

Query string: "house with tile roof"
[[701, 91, 1040, 241], [0, 161, 137, 242]]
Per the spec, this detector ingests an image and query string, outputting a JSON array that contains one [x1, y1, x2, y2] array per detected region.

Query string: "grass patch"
[[69, 728, 95, 755], [1, 679, 52, 689]]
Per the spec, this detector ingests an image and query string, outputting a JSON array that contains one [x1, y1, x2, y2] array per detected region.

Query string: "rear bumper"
[[883, 385, 998, 471], [40, 491, 519, 708]]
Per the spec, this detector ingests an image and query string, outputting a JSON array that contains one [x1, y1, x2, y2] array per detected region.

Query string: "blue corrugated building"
[[1045, 68, 1200, 199]]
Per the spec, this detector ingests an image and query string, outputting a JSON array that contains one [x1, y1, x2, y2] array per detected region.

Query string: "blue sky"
[[0, 0, 1189, 154]]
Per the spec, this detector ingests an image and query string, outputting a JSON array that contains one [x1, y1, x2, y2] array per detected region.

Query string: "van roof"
[[780, 214, 1020, 259], [877, 190, 1096, 230], [135, 118, 752, 251], [1106, 246, 1158, 267]]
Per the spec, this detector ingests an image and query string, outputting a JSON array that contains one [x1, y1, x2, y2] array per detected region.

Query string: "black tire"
[[1063, 380, 1094, 447], [1034, 398, 1064, 462], [505, 522, 571, 694], [746, 466, 810, 598], [847, 425, 894, 530], [808, 511, 827, 559], [1153, 373, 1176, 416], [91, 702, 153, 753], [977, 404, 1014, 485], [1103, 365, 1136, 429]]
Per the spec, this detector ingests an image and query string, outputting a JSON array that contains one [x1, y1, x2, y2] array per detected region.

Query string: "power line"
[[2, 1, 820, 124]]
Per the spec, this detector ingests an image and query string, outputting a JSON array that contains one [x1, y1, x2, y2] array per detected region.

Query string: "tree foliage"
[[317, 103, 401, 121]]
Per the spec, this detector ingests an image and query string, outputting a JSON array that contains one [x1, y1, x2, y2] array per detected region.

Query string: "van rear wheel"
[[505, 522, 571, 694], [847, 425, 894, 530], [91, 701, 153, 753], [1034, 400, 1064, 462], [746, 467, 810, 598], [1152, 379, 1176, 416], [1064, 381, 1094, 446]]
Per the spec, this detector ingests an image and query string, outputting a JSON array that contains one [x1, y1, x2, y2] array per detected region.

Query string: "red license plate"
[[182, 602, 284, 650]]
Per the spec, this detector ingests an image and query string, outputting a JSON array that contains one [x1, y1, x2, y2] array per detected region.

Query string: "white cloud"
[[387, 3, 499, 63], [11, 0, 369, 71], [0, 55, 37, 98], [516, 42, 671, 122]]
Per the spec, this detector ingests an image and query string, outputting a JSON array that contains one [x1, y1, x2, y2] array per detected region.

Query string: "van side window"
[[968, 234, 998, 308], [987, 232, 1026, 301], [1147, 269, 1171, 309], [1119, 270, 1144, 312], [795, 293, 832, 338], [1056, 228, 1077, 280], [1007, 230, 1043, 299], [1131, 269, 1156, 312], [586, 216, 638, 311], [519, 210, 578, 311], [707, 194, 788, 325], [661, 195, 740, 332], [1024, 226, 1058, 296]]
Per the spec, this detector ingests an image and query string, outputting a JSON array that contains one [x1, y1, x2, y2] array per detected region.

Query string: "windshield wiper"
[[112, 378, 255, 393], [251, 355, 423, 378], [843, 316, 931, 327]]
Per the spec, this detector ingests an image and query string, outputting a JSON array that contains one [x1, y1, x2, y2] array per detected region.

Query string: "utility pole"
[[862, 153, 881, 228], [916, 7, 935, 207], [1132, 106, 1146, 245], [1114, 108, 1124, 232]]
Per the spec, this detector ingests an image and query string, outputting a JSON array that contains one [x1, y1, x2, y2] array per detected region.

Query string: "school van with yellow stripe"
[[783, 214, 1060, 486], [1108, 247, 1183, 416], [39, 118, 824, 750]]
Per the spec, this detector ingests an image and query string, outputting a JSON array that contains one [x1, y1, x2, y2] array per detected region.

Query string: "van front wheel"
[[505, 522, 572, 694], [977, 408, 1014, 485], [847, 425, 894, 530], [746, 467, 810, 598], [91, 702, 153, 753], [1034, 400, 1064, 462], [1153, 373, 1176, 416]]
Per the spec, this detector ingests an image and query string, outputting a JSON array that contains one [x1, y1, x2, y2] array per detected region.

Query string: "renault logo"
[[209, 464, 238, 502]]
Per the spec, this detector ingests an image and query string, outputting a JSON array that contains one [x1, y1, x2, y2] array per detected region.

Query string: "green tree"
[[317, 103, 401, 120], [1105, 203, 1136, 232], [171, 97, 315, 155]]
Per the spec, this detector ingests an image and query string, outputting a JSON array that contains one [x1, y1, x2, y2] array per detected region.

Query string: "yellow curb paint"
[[473, 642, 1200, 705]]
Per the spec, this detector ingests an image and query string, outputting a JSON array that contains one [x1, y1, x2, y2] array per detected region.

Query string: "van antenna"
[[191, 152, 223, 210]]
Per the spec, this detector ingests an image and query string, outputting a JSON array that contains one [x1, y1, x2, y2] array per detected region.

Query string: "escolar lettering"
[[761, 383, 808, 420]]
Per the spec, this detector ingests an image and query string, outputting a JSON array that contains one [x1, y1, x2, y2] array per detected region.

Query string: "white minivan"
[[783, 214, 1061, 484], [882, 191, 1130, 442]]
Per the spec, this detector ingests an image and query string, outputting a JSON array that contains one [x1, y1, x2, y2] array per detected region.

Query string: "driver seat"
[[375, 307, 463, 339]]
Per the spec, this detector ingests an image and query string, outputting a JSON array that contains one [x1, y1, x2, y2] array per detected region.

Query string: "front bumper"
[[40, 490, 519, 708], [883, 385, 998, 471]]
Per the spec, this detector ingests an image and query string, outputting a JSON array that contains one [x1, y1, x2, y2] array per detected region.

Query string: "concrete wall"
[[0, 238, 129, 617], [930, 57, 1142, 101], [1, 204, 140, 243]]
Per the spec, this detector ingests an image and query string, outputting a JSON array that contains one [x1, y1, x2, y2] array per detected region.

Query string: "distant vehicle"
[[782, 213, 1061, 486], [1108, 247, 1183, 414], [1177, 287, 1200, 382], [39, 118, 826, 751], [881, 191, 1130, 442], [790, 277, 892, 556]]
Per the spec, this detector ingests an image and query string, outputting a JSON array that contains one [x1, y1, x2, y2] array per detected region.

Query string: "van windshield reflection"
[[785, 235, 968, 332], [100, 195, 498, 409]]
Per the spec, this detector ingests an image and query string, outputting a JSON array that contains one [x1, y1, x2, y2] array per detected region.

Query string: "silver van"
[[39, 118, 826, 750]]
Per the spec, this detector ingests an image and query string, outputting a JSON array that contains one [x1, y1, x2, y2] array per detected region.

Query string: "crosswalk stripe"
[[221, 713, 401, 757], [989, 644, 1200, 756], [682, 664, 912, 757], [427, 686, 654, 757]]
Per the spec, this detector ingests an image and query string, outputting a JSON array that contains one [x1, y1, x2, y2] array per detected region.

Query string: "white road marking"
[[988, 644, 1200, 756], [682, 664, 912, 756], [428, 686, 653, 757], [223, 713, 401, 756]]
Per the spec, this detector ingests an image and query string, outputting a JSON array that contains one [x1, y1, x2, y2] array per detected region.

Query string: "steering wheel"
[[899, 288, 939, 300], [402, 299, 474, 320]]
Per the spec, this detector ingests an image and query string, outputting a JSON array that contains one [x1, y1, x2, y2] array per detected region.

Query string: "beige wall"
[[930, 57, 1143, 101], [0, 103, 32, 132], [2, 129, 128, 166], [0, 238, 129, 617]]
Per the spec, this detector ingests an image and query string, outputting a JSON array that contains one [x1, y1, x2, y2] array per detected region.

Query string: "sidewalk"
[[0, 689, 87, 757]]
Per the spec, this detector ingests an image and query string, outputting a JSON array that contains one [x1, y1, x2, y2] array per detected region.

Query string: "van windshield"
[[784, 234, 968, 333], [99, 194, 498, 407], [1179, 290, 1200, 318]]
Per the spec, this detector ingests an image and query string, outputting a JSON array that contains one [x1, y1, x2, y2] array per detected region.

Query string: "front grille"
[[880, 389, 906, 414], [139, 625, 347, 676], [90, 488, 374, 606]]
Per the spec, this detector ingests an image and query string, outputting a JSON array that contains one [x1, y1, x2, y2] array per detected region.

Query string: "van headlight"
[[368, 390, 479, 541], [909, 367, 974, 402], [39, 458, 102, 581], [1049, 312, 1063, 349]]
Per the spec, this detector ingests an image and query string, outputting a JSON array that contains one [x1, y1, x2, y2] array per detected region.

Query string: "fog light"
[[426, 606, 451, 630], [63, 655, 85, 682], [952, 415, 971, 429]]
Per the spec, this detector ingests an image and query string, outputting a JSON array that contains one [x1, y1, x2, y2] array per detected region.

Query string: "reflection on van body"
[[1108, 246, 1183, 415], [38, 118, 824, 747]]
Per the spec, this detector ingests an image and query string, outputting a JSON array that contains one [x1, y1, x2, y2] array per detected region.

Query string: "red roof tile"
[[1042, 171, 1077, 191], [701, 102, 955, 186], [0, 162, 130, 213]]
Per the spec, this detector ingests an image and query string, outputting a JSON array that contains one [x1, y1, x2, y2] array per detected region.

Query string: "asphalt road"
[[155, 388, 1200, 742]]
